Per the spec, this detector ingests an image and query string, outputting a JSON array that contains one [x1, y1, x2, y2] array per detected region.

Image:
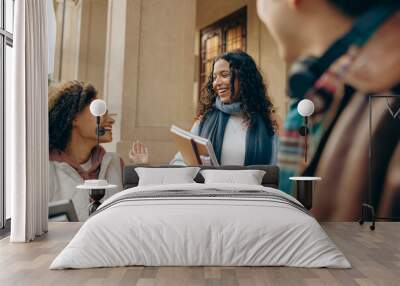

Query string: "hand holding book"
[[170, 125, 219, 166]]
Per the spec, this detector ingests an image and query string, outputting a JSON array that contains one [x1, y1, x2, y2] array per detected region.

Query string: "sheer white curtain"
[[9, 0, 49, 242]]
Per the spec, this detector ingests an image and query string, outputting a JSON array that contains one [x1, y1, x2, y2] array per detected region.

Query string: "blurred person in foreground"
[[257, 0, 400, 220]]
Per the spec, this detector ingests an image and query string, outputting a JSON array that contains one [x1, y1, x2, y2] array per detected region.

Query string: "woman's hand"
[[128, 141, 149, 164]]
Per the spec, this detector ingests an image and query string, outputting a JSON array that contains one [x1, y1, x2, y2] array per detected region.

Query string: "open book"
[[170, 125, 219, 166]]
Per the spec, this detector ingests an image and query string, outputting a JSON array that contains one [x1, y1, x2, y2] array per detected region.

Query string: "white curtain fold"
[[10, 0, 49, 242], [47, 0, 56, 75]]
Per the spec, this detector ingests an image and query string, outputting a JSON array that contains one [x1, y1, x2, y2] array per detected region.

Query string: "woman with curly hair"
[[171, 50, 278, 165], [49, 81, 148, 221]]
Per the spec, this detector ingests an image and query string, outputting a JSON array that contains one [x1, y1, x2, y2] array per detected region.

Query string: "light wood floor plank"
[[0, 222, 399, 286]]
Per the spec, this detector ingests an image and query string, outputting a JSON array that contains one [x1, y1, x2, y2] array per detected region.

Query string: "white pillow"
[[135, 167, 200, 186], [200, 169, 266, 185]]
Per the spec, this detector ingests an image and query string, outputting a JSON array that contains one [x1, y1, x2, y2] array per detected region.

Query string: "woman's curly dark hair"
[[197, 50, 277, 135], [48, 81, 97, 151]]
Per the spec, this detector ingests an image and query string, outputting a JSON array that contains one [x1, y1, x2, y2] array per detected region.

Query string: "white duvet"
[[50, 183, 351, 269]]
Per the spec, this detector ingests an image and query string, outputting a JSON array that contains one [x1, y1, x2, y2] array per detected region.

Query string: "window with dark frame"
[[199, 7, 247, 94], [0, 0, 14, 234]]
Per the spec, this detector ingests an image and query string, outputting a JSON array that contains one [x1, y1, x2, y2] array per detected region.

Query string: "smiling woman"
[[48, 81, 148, 221], [171, 50, 278, 166]]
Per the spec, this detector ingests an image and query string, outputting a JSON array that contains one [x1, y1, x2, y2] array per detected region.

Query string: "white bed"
[[50, 183, 351, 269]]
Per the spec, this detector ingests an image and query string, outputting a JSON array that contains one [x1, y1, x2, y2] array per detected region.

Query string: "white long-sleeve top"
[[49, 152, 123, 221], [170, 115, 278, 165]]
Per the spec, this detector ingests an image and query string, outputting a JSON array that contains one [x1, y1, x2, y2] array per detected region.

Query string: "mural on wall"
[[47, 0, 399, 223]]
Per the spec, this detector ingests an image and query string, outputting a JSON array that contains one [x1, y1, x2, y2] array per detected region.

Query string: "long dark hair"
[[197, 50, 277, 135], [48, 81, 97, 151]]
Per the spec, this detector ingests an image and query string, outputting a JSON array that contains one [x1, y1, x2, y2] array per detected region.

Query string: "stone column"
[[102, 0, 127, 152]]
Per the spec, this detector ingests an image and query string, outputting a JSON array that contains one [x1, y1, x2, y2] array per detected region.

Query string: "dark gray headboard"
[[123, 165, 280, 189]]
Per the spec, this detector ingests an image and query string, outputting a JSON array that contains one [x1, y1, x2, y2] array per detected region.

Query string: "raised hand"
[[128, 140, 149, 164]]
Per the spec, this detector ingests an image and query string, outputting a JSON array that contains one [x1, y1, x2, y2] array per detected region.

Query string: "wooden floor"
[[0, 222, 399, 286]]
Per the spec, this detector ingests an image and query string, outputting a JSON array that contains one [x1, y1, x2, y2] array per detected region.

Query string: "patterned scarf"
[[50, 146, 106, 180], [278, 50, 358, 194]]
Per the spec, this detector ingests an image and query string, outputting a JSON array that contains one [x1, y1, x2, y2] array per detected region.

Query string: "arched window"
[[199, 7, 247, 93]]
